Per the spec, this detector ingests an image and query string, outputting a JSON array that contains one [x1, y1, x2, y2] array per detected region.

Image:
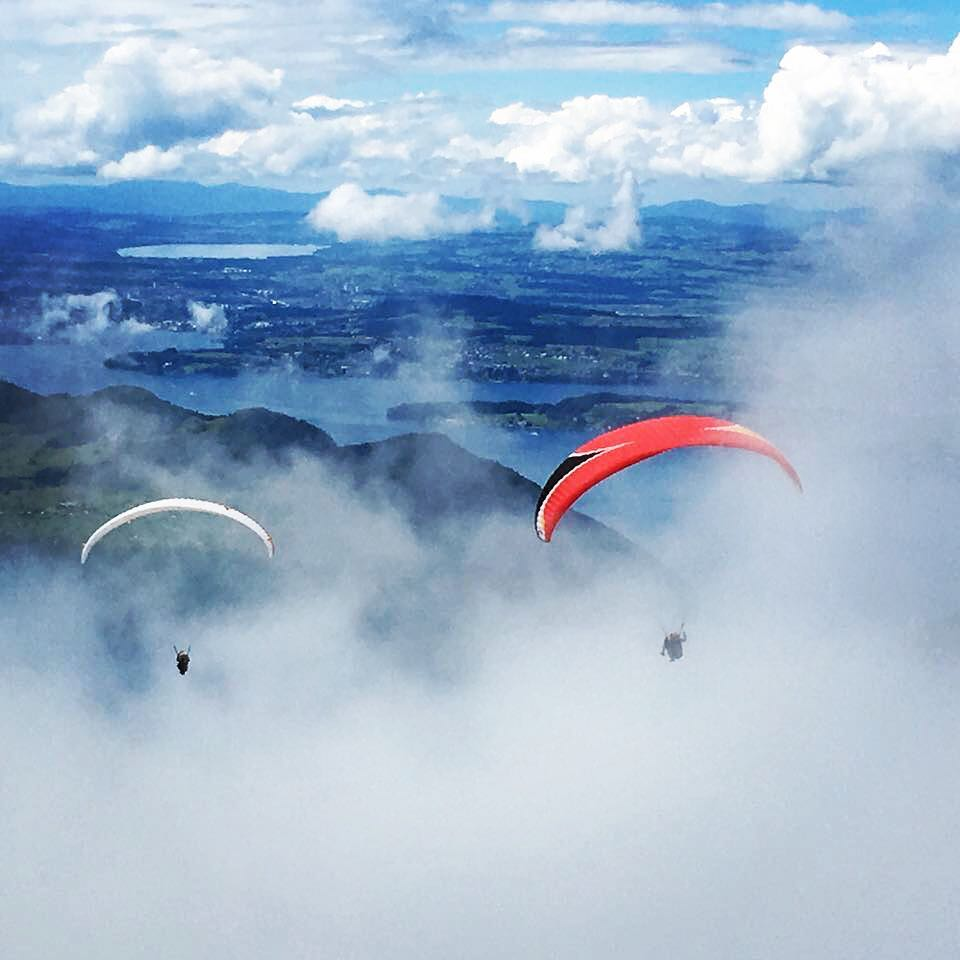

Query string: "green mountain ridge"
[[0, 380, 622, 554], [387, 392, 738, 431]]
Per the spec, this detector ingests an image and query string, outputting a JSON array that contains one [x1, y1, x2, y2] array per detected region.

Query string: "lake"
[[0, 339, 686, 537], [117, 244, 322, 259]]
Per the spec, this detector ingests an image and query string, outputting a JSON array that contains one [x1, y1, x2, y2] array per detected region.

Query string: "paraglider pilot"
[[661, 628, 686, 662], [174, 646, 191, 675]]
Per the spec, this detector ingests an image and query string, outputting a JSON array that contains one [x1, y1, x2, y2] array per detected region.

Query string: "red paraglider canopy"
[[535, 415, 801, 542]]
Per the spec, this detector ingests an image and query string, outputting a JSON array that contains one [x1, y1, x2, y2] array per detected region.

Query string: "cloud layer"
[[483, 35, 960, 186], [4, 143, 960, 958], [4, 30, 960, 201], [6, 39, 281, 172], [307, 183, 494, 241], [4, 193, 960, 951]]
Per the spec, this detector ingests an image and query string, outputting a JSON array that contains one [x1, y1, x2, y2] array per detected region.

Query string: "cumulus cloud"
[[198, 112, 382, 178], [648, 37, 960, 182], [0, 28, 486, 188], [485, 0, 852, 31], [306, 182, 494, 241], [29, 290, 152, 343], [292, 94, 369, 112], [196, 95, 465, 186], [187, 301, 229, 337], [6, 38, 282, 171], [480, 35, 960, 187], [2, 13, 957, 200], [489, 94, 657, 182], [0, 0, 436, 126], [534, 171, 641, 251], [750, 38, 960, 181], [99, 144, 186, 180]]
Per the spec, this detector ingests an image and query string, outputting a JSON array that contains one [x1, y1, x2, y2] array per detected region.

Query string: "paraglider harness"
[[661, 625, 686, 662], [174, 646, 191, 675]]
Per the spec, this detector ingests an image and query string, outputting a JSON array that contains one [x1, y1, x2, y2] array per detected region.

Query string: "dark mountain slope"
[[0, 380, 622, 552]]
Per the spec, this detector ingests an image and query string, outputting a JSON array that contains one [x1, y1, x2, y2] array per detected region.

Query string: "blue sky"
[[0, 1, 958, 234]]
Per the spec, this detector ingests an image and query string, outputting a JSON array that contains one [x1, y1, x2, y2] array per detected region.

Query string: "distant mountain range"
[[0, 180, 856, 231], [0, 180, 322, 216]]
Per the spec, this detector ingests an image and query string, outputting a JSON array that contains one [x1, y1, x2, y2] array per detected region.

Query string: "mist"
[[534, 173, 642, 253], [30, 290, 153, 344], [2, 179, 960, 959]]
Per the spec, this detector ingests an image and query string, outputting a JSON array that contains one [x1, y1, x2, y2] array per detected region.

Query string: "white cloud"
[[199, 110, 396, 178], [306, 182, 494, 241], [480, 35, 960, 187], [488, 94, 657, 182], [7, 38, 282, 170], [653, 36, 960, 182], [751, 37, 960, 181], [0, 0, 370, 51], [2, 20, 958, 198], [29, 290, 153, 343], [5, 170, 960, 959], [485, 0, 852, 31], [99, 144, 185, 179], [199, 128, 255, 159], [534, 171, 641, 251], [3, 0, 254, 45], [293, 94, 369, 112], [199, 111, 367, 177], [187, 301, 229, 337], [196, 96, 466, 186]]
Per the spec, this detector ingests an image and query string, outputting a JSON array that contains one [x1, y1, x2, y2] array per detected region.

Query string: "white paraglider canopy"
[[80, 498, 275, 564]]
